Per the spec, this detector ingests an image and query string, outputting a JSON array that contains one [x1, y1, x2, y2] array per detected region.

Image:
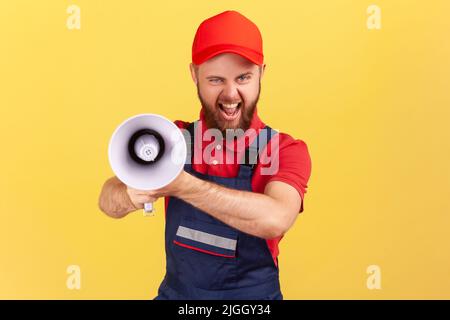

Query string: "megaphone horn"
[[108, 114, 187, 216]]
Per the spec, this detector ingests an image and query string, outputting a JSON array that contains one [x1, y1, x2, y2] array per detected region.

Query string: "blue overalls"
[[155, 121, 282, 300]]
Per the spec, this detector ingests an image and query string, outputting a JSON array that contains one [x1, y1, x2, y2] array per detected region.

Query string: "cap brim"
[[193, 45, 263, 65]]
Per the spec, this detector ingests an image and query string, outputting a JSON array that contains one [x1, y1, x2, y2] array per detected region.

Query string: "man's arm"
[[154, 171, 302, 239]]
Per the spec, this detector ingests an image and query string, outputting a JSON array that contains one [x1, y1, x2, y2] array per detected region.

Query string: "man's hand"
[[126, 187, 160, 210], [98, 172, 186, 219], [124, 170, 187, 210], [98, 176, 145, 219]]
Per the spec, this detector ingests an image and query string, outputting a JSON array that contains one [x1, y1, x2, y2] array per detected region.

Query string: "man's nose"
[[221, 83, 241, 102]]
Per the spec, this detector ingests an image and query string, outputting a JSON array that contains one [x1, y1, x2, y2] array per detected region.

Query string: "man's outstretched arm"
[[151, 171, 302, 239]]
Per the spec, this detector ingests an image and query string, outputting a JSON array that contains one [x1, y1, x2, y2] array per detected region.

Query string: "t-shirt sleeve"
[[258, 134, 312, 213], [174, 120, 190, 129]]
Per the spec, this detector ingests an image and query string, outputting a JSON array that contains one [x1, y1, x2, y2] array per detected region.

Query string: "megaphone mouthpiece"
[[128, 128, 165, 165]]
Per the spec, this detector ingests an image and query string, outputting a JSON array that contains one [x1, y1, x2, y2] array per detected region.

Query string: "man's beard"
[[196, 82, 261, 136]]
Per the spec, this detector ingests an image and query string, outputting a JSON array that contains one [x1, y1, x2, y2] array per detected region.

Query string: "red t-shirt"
[[165, 107, 312, 266]]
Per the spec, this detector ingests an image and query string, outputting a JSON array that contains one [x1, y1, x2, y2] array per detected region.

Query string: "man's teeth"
[[221, 103, 239, 109], [220, 103, 240, 115]]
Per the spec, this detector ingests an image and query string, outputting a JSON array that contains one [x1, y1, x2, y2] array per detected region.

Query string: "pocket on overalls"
[[172, 216, 238, 289]]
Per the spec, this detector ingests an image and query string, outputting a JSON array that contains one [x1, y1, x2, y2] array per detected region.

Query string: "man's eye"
[[209, 78, 222, 83], [238, 75, 250, 81]]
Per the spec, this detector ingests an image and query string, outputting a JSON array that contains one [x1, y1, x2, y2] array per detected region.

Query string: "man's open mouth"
[[218, 102, 242, 121]]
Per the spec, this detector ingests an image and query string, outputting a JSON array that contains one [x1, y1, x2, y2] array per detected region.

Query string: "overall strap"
[[241, 125, 278, 170], [184, 120, 199, 164]]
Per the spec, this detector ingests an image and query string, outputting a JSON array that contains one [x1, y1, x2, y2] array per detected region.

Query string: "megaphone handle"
[[143, 202, 154, 216]]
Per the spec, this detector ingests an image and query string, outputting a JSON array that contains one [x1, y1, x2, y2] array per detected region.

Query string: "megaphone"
[[108, 114, 187, 216]]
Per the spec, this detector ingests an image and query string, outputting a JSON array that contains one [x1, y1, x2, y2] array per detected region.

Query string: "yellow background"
[[1, 0, 449, 299]]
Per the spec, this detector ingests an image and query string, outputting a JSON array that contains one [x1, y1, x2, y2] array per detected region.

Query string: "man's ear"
[[189, 63, 198, 85], [260, 64, 266, 79]]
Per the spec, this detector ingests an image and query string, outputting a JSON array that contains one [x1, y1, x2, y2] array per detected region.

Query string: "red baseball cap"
[[192, 10, 264, 66]]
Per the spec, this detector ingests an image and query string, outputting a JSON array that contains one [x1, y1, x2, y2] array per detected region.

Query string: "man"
[[98, 10, 312, 300]]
